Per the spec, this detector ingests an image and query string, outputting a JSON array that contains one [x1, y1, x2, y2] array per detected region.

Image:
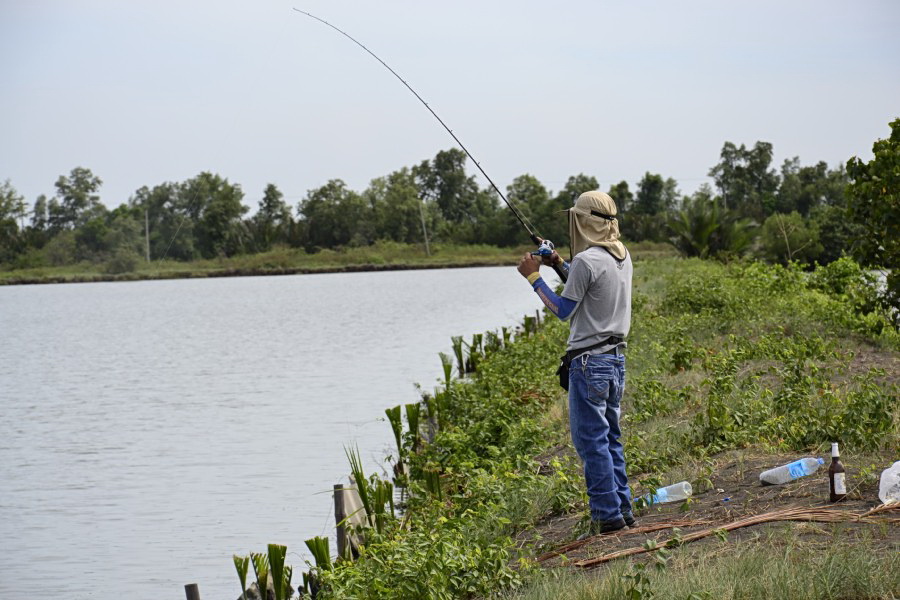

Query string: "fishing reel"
[[531, 239, 556, 258], [531, 238, 568, 283]]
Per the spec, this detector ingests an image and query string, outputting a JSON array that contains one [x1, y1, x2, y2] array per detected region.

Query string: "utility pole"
[[144, 209, 150, 262], [418, 199, 430, 257]]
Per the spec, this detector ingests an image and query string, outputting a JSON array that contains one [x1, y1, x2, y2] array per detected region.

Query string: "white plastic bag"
[[879, 460, 900, 505]]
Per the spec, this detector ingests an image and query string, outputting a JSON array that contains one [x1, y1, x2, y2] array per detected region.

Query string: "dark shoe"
[[622, 511, 636, 527], [577, 517, 627, 540]]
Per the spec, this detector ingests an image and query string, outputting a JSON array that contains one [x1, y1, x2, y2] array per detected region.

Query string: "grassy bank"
[[0, 241, 676, 285], [243, 253, 898, 599], [0, 242, 511, 285]]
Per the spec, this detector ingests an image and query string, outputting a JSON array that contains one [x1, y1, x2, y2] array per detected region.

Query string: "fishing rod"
[[293, 8, 568, 283]]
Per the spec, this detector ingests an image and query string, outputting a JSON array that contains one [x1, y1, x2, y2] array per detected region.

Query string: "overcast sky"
[[2, 0, 898, 215]]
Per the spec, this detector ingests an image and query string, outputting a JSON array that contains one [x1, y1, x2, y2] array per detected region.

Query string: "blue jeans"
[[568, 353, 632, 523]]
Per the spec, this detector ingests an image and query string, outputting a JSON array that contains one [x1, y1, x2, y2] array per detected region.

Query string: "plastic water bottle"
[[759, 457, 824, 485], [640, 481, 692, 505]]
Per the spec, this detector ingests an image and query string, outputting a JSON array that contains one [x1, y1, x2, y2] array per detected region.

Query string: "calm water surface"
[[0, 267, 547, 599]]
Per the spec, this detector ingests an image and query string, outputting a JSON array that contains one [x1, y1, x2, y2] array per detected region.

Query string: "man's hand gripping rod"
[[532, 239, 567, 282]]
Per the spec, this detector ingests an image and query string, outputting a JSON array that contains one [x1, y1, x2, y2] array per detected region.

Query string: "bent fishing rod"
[[293, 8, 567, 282]]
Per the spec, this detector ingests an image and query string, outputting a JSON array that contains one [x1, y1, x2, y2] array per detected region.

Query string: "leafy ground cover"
[[252, 253, 897, 600]]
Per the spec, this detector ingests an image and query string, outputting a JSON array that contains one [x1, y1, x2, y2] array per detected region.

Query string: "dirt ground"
[[524, 450, 899, 570]]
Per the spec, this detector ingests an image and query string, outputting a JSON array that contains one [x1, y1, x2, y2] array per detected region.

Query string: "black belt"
[[565, 336, 623, 365]]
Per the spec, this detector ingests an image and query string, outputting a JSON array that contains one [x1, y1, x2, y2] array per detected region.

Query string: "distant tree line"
[[1, 119, 896, 299]]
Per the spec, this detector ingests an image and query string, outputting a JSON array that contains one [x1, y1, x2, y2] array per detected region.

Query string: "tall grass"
[[506, 541, 900, 600]]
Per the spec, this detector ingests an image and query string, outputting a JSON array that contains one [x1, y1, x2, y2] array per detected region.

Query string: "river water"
[[0, 266, 548, 600]]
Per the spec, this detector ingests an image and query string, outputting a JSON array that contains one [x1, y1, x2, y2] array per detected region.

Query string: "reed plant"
[[346, 445, 374, 528], [439, 352, 453, 387], [451, 336, 465, 377], [522, 315, 537, 336], [301, 536, 332, 597], [484, 330, 502, 356], [422, 468, 443, 501], [232, 554, 250, 600], [405, 403, 421, 452], [345, 444, 397, 535], [304, 536, 332, 571], [250, 552, 269, 600], [267, 544, 289, 600], [466, 333, 484, 372], [385, 405, 404, 461]]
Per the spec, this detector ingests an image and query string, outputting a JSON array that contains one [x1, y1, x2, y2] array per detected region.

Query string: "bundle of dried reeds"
[[573, 504, 899, 569]]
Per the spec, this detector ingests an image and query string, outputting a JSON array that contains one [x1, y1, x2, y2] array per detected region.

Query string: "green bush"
[[106, 247, 141, 274], [808, 255, 880, 314]]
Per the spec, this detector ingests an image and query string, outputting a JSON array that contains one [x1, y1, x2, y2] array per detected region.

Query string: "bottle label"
[[834, 473, 846, 495], [654, 489, 668, 504], [788, 460, 806, 479]]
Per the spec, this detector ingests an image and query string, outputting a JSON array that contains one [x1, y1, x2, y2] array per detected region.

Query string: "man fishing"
[[517, 190, 634, 537]]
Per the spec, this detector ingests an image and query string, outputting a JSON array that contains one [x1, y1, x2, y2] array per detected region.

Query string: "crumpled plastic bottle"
[[640, 481, 692, 505], [759, 457, 824, 485], [879, 460, 900, 505]]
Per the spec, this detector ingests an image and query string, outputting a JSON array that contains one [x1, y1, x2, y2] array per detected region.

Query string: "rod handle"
[[552, 261, 568, 283]]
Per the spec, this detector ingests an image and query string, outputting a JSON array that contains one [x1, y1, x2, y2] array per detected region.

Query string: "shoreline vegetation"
[[0, 241, 680, 286], [0, 242, 519, 286], [238, 253, 898, 600]]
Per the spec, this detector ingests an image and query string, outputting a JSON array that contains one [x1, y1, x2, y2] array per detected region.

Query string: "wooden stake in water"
[[334, 483, 348, 558], [184, 583, 201, 600]]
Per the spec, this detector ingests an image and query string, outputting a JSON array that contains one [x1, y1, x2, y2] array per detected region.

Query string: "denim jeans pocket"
[[585, 368, 613, 407]]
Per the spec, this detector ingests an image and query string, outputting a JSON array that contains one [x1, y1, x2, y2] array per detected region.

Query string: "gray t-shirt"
[[560, 246, 633, 351]]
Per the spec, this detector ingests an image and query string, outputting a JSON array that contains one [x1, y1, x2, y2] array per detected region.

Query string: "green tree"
[[48, 167, 103, 231], [550, 174, 600, 211], [70, 203, 143, 264], [624, 173, 679, 242], [709, 141, 779, 220], [496, 174, 551, 247], [365, 168, 435, 245], [251, 183, 292, 251], [131, 182, 195, 261], [667, 184, 756, 259], [414, 148, 483, 224], [810, 203, 862, 265], [31, 194, 49, 232], [181, 172, 248, 258], [298, 179, 373, 249], [667, 185, 721, 259], [776, 158, 848, 216], [759, 211, 823, 265], [846, 117, 900, 313], [521, 173, 600, 249], [43, 231, 77, 266], [607, 180, 633, 214], [74, 205, 112, 259], [0, 179, 27, 261], [633, 172, 679, 215]]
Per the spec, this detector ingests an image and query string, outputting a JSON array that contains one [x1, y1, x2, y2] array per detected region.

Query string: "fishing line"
[[292, 8, 543, 245]]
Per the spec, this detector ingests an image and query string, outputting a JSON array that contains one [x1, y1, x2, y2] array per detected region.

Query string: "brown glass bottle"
[[829, 442, 847, 502]]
